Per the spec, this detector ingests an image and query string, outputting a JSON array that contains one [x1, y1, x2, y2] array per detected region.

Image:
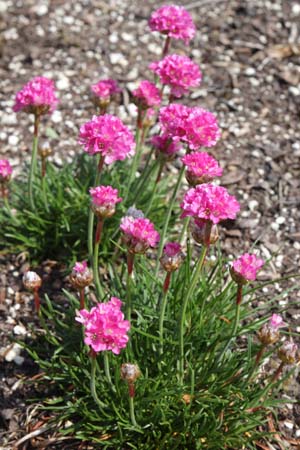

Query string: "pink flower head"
[[73, 260, 88, 274], [160, 242, 184, 273], [182, 152, 223, 185], [269, 314, 284, 330], [163, 242, 182, 257], [0, 159, 12, 182], [89, 185, 122, 218], [13, 76, 58, 115], [231, 253, 264, 284], [151, 134, 182, 159], [120, 216, 160, 254], [91, 79, 120, 99], [76, 297, 130, 354], [180, 184, 240, 224], [149, 5, 196, 44], [159, 104, 220, 149], [79, 114, 135, 164], [150, 54, 201, 97], [133, 80, 161, 109]]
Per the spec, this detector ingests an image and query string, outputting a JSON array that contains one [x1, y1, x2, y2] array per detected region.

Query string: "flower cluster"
[[159, 104, 220, 149], [91, 79, 120, 99], [76, 297, 130, 354], [13, 76, 58, 115], [231, 253, 264, 284], [120, 216, 160, 254], [90, 185, 122, 218], [150, 54, 201, 97], [151, 135, 182, 160], [70, 261, 93, 290], [148, 5, 196, 44], [133, 80, 161, 109], [182, 152, 223, 185], [79, 114, 135, 164], [180, 184, 240, 224], [0, 159, 12, 182]]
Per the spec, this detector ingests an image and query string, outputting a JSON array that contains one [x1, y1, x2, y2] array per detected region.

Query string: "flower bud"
[[190, 219, 219, 246], [38, 143, 53, 159], [69, 261, 93, 290], [121, 363, 141, 383], [278, 341, 298, 365], [257, 324, 280, 346], [23, 271, 42, 291], [160, 242, 184, 272]]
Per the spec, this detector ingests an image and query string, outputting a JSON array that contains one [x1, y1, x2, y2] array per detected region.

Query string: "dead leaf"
[[267, 44, 300, 59]]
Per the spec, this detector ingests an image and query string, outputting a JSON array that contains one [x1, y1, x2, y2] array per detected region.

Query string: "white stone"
[[109, 32, 119, 43], [57, 77, 69, 90], [244, 67, 256, 76], [110, 52, 123, 64], [289, 86, 300, 96], [292, 3, 300, 15], [63, 16, 74, 25], [8, 135, 19, 146], [284, 421, 294, 430], [248, 200, 259, 211], [0, 1, 8, 13], [13, 324, 27, 336], [51, 110, 62, 123], [5, 343, 22, 362], [34, 4, 49, 16], [276, 216, 285, 225]]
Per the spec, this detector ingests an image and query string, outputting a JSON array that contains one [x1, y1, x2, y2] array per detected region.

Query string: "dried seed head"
[[69, 261, 93, 290], [120, 363, 141, 383], [278, 341, 298, 365], [23, 271, 42, 291]]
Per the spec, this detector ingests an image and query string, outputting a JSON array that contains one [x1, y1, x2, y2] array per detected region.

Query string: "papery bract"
[[13, 76, 58, 114], [120, 216, 160, 254], [160, 242, 184, 272], [149, 5, 196, 44], [231, 253, 264, 283], [150, 54, 201, 97], [133, 80, 161, 108], [180, 184, 240, 224], [0, 159, 12, 182], [76, 297, 130, 355], [79, 114, 135, 164], [70, 261, 93, 289]]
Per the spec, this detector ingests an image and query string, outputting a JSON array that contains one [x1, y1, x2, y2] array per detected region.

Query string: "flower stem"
[[28, 114, 40, 210], [129, 394, 138, 427], [103, 352, 116, 392], [219, 301, 241, 362], [126, 253, 134, 321], [155, 166, 185, 278], [159, 275, 171, 355], [127, 127, 142, 196], [179, 245, 208, 384], [34, 287, 40, 313], [90, 356, 108, 412], [162, 35, 171, 57], [271, 361, 285, 383], [87, 156, 103, 269], [93, 218, 104, 300], [79, 288, 85, 309]]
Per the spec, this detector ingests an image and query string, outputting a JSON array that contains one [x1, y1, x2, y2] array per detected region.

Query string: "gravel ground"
[[0, 0, 300, 448]]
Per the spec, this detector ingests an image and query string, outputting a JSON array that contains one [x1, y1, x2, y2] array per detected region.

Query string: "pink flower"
[[120, 216, 160, 254], [73, 261, 88, 274], [0, 159, 12, 182], [269, 314, 284, 330], [76, 297, 130, 355], [180, 184, 240, 224], [151, 134, 182, 158], [13, 76, 58, 115], [163, 242, 182, 257], [159, 104, 220, 149], [133, 80, 161, 108], [89, 185, 122, 218], [149, 5, 196, 44], [91, 79, 120, 99], [70, 261, 93, 290], [150, 54, 201, 97], [231, 253, 264, 283], [160, 242, 184, 273], [79, 114, 135, 164], [182, 152, 223, 185]]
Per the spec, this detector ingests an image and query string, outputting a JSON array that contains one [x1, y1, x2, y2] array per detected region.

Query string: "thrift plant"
[[1, 4, 299, 449]]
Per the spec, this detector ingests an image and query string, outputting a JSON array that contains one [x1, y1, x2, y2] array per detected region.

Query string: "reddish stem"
[[34, 114, 40, 137], [98, 155, 104, 174], [89, 348, 97, 359], [41, 157, 46, 177], [34, 288, 40, 313], [95, 219, 103, 244], [162, 35, 171, 57], [128, 382, 135, 398], [1, 183, 7, 199], [136, 108, 145, 130], [79, 289, 85, 309], [236, 284, 243, 305], [127, 252, 135, 276], [163, 272, 171, 294], [271, 361, 285, 383], [255, 344, 266, 366], [204, 221, 213, 247]]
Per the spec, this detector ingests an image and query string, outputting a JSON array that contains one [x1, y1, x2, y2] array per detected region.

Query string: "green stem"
[[93, 218, 104, 300], [103, 352, 116, 392], [219, 301, 241, 363], [129, 395, 138, 427], [126, 253, 134, 321], [179, 245, 208, 384], [87, 156, 103, 268], [90, 356, 108, 412], [28, 114, 40, 210], [154, 166, 185, 278], [127, 127, 142, 197], [132, 157, 159, 205], [159, 283, 170, 355], [41, 174, 49, 212], [179, 217, 190, 244]]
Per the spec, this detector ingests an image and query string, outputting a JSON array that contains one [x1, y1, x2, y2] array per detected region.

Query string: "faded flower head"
[[258, 314, 285, 346], [160, 242, 185, 272], [133, 80, 161, 109], [151, 134, 182, 160], [0, 159, 12, 182], [190, 218, 219, 246], [90, 185, 122, 218], [231, 253, 264, 285], [70, 261, 93, 290], [278, 341, 298, 365], [182, 152, 223, 186], [23, 271, 42, 291], [91, 79, 120, 99], [13, 76, 58, 115], [150, 54, 201, 97], [159, 104, 221, 149], [76, 297, 130, 354], [180, 184, 240, 224], [120, 216, 160, 254], [79, 114, 135, 164], [149, 5, 196, 44], [121, 363, 141, 383]]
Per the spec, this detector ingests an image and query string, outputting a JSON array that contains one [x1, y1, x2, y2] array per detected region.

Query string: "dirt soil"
[[0, 0, 300, 448]]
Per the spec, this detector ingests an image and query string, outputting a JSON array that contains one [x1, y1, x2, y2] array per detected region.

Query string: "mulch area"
[[0, 0, 299, 448]]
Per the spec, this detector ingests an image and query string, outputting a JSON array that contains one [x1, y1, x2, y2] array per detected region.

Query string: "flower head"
[[133, 80, 161, 109], [278, 341, 298, 365], [151, 134, 182, 160], [76, 297, 130, 354], [258, 314, 285, 346], [121, 363, 141, 383], [120, 216, 160, 254], [0, 159, 12, 182], [231, 253, 264, 284], [70, 261, 93, 290], [13, 76, 58, 115], [91, 79, 120, 99], [79, 114, 135, 164], [149, 5, 196, 44], [182, 152, 223, 185], [90, 185, 122, 218], [150, 54, 201, 97], [23, 271, 42, 291], [160, 242, 185, 272], [159, 104, 220, 149], [270, 314, 284, 330], [180, 184, 240, 224]]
